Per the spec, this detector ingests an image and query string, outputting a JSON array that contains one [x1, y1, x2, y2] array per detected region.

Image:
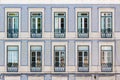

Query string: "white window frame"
[[52, 42, 67, 72], [99, 42, 114, 72], [28, 42, 44, 72], [52, 8, 68, 38], [5, 42, 20, 72], [75, 8, 91, 38], [5, 8, 21, 38], [28, 8, 44, 38], [99, 8, 114, 37], [76, 41, 91, 72]]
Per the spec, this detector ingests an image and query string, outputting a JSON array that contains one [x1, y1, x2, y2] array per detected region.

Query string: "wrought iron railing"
[[78, 67, 89, 72], [31, 29, 42, 38], [7, 67, 18, 72], [101, 63, 112, 72], [30, 67, 42, 72], [54, 29, 65, 38], [54, 67, 65, 72], [101, 28, 112, 38], [78, 28, 89, 38], [7, 29, 18, 38]]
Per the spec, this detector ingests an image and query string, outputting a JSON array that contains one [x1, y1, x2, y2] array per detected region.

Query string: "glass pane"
[[37, 52, 41, 56], [60, 56, 65, 67], [55, 46, 65, 51], [31, 61, 35, 67], [102, 46, 112, 50], [55, 57, 59, 61], [79, 57, 82, 61], [8, 46, 18, 50], [101, 17, 105, 30], [78, 17, 82, 29], [37, 18, 41, 30], [78, 46, 88, 50], [32, 57, 35, 61], [84, 52, 88, 56], [31, 18, 36, 29], [79, 62, 83, 67], [32, 52, 35, 57], [14, 17, 19, 29], [55, 62, 59, 67], [55, 52, 59, 56], [31, 46, 42, 51], [78, 52, 82, 57], [61, 18, 64, 28], [8, 17, 13, 29], [55, 17, 59, 30]]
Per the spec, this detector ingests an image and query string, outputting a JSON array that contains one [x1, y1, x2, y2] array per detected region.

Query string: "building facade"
[[0, 0, 120, 80]]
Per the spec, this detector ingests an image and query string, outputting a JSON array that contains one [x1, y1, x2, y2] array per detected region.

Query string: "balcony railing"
[[30, 67, 42, 72], [31, 29, 42, 38], [7, 67, 18, 72], [101, 28, 112, 38], [7, 29, 18, 38], [78, 28, 89, 38], [54, 29, 65, 38], [101, 63, 112, 72], [54, 67, 65, 72], [78, 67, 89, 72]]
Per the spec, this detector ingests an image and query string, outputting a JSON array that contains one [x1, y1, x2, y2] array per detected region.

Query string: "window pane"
[[7, 46, 18, 67]]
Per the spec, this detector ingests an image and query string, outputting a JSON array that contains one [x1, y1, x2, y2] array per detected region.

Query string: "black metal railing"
[[31, 29, 42, 38], [78, 28, 89, 38], [101, 28, 112, 38], [30, 67, 42, 72], [7, 29, 18, 38], [78, 67, 89, 72], [7, 63, 18, 72], [54, 29, 65, 38], [101, 63, 112, 72], [54, 67, 65, 72]]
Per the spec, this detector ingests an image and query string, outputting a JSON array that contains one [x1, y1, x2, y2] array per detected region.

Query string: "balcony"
[[78, 28, 89, 38], [31, 29, 42, 38], [7, 29, 18, 38], [101, 28, 112, 38], [30, 67, 42, 72], [78, 67, 89, 72], [101, 63, 112, 72], [54, 29, 65, 38], [54, 67, 65, 72], [7, 67, 18, 72]]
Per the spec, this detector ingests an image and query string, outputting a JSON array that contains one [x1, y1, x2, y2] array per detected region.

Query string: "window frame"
[[7, 12, 19, 38], [77, 12, 89, 38], [101, 45, 113, 72], [54, 45, 66, 72], [7, 45, 19, 72], [30, 12, 42, 38], [52, 8, 68, 38], [77, 45, 89, 72], [100, 12, 113, 38], [28, 8, 44, 38], [54, 12, 66, 38], [30, 45, 42, 72]]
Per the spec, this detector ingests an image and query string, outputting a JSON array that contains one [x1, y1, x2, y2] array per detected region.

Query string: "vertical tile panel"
[[21, 40, 28, 66]]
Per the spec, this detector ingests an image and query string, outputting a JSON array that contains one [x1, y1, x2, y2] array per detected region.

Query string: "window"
[[54, 46, 66, 72], [54, 12, 66, 38], [77, 12, 89, 38], [101, 12, 112, 38], [7, 46, 18, 72], [30, 46, 42, 72], [101, 46, 112, 72], [78, 46, 89, 72], [7, 12, 19, 38], [30, 12, 42, 38]]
